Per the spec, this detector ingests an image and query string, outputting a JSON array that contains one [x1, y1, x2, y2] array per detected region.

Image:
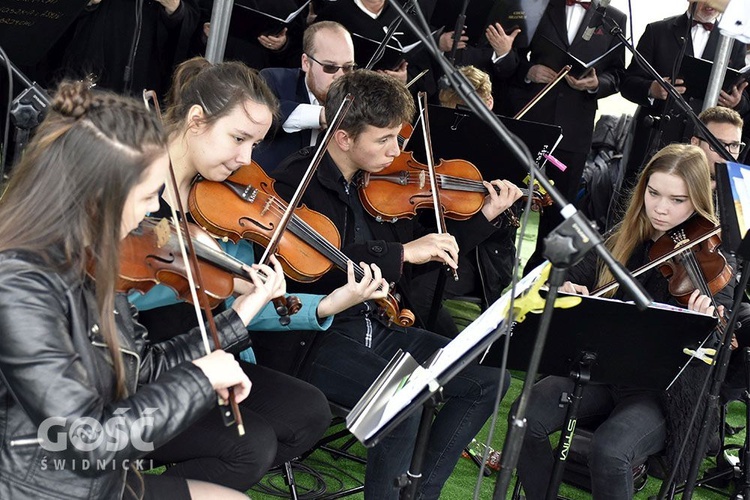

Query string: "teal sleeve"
[[220, 239, 333, 331], [127, 240, 334, 330], [226, 293, 333, 331], [128, 285, 180, 311]]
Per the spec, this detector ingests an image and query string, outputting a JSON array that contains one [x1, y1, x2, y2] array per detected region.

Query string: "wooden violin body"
[[189, 162, 415, 326], [119, 218, 235, 308], [359, 152, 486, 221], [649, 215, 732, 305], [359, 152, 552, 222], [189, 162, 341, 283]]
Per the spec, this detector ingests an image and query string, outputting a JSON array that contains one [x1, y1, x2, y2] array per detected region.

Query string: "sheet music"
[[348, 262, 549, 442]]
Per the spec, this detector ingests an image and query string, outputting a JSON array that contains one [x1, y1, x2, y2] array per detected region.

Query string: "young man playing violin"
[[512, 144, 736, 499], [270, 69, 521, 499]]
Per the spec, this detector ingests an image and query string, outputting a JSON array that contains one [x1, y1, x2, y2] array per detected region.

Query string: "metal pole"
[[703, 35, 734, 111], [205, 0, 234, 64]]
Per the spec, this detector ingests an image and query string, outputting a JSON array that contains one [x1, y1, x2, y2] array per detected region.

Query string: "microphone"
[[581, 0, 611, 41]]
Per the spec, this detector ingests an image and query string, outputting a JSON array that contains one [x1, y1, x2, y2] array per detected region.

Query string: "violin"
[[648, 214, 732, 306], [119, 217, 302, 314], [358, 151, 553, 222], [592, 215, 732, 306], [188, 161, 416, 327], [189, 162, 341, 282]]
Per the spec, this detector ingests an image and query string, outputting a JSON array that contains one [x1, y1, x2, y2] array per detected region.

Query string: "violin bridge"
[[418, 170, 425, 189], [671, 230, 689, 247], [261, 197, 273, 216], [153, 218, 171, 248]]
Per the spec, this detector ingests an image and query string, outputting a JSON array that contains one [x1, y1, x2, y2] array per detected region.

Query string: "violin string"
[[256, 193, 368, 279], [677, 237, 722, 313], [254, 192, 393, 295], [146, 218, 271, 283], [371, 172, 535, 197]]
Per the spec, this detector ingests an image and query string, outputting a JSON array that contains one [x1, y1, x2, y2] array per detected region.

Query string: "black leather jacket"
[[0, 250, 250, 499]]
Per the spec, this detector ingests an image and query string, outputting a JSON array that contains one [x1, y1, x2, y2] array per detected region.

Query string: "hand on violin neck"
[[403, 233, 459, 268], [317, 261, 390, 317], [192, 350, 252, 403], [560, 281, 589, 295], [230, 257, 287, 325], [481, 179, 524, 221], [687, 288, 724, 319]]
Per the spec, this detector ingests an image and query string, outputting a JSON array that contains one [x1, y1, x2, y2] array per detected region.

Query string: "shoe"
[[725, 422, 745, 436]]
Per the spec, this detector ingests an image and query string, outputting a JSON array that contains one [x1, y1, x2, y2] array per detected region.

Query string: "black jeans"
[[304, 315, 508, 500], [148, 362, 331, 490], [513, 375, 665, 500]]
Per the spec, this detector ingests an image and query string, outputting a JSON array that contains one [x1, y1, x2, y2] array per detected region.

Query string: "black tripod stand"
[[669, 347, 750, 498]]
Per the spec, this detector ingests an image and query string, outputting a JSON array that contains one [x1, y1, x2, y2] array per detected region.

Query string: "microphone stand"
[[0, 48, 51, 174], [386, 2, 652, 498], [448, 0, 470, 64]]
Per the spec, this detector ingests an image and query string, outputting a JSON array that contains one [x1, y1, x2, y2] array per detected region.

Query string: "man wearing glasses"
[[256, 21, 357, 169], [690, 106, 746, 191]]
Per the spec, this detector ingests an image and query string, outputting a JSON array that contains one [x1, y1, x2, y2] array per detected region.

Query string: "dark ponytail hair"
[[164, 56, 279, 136], [0, 80, 166, 398]]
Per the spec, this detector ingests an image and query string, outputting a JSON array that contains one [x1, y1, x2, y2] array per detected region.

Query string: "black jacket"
[[0, 250, 249, 499], [272, 149, 500, 321], [620, 13, 748, 172], [256, 68, 313, 170], [500, 0, 627, 154]]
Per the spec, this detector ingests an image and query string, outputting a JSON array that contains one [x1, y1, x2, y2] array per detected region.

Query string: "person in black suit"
[[619, 2, 748, 205], [254, 21, 356, 169], [57, 0, 200, 97], [498, 0, 627, 272]]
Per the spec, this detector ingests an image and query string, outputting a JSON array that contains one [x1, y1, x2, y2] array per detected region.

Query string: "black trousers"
[[147, 361, 331, 491]]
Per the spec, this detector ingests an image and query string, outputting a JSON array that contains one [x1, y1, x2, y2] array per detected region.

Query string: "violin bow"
[[513, 65, 572, 120], [590, 225, 722, 298], [418, 91, 459, 281], [143, 90, 245, 436], [257, 94, 354, 274]]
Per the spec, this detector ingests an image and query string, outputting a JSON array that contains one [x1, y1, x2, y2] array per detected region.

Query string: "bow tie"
[[565, 0, 591, 9], [692, 19, 715, 32]]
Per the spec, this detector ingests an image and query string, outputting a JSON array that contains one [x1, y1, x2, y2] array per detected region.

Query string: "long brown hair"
[[164, 56, 279, 137], [0, 80, 166, 398], [596, 143, 715, 291]]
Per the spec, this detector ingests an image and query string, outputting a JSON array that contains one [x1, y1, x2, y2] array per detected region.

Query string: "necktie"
[[565, 0, 591, 9], [692, 20, 715, 32]]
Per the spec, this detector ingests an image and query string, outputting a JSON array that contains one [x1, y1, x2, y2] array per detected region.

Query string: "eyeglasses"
[[698, 137, 746, 155], [305, 53, 358, 74]]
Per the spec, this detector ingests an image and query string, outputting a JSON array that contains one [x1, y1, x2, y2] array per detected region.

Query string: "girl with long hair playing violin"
[[130, 56, 390, 491], [0, 81, 281, 499], [513, 143, 736, 499]]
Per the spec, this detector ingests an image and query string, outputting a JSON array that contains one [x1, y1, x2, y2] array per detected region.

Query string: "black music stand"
[[483, 293, 717, 499], [405, 105, 563, 330], [407, 104, 563, 187], [346, 264, 549, 498]]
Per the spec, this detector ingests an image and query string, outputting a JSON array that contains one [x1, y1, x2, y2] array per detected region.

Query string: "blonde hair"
[[596, 144, 715, 291], [438, 66, 493, 109]]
